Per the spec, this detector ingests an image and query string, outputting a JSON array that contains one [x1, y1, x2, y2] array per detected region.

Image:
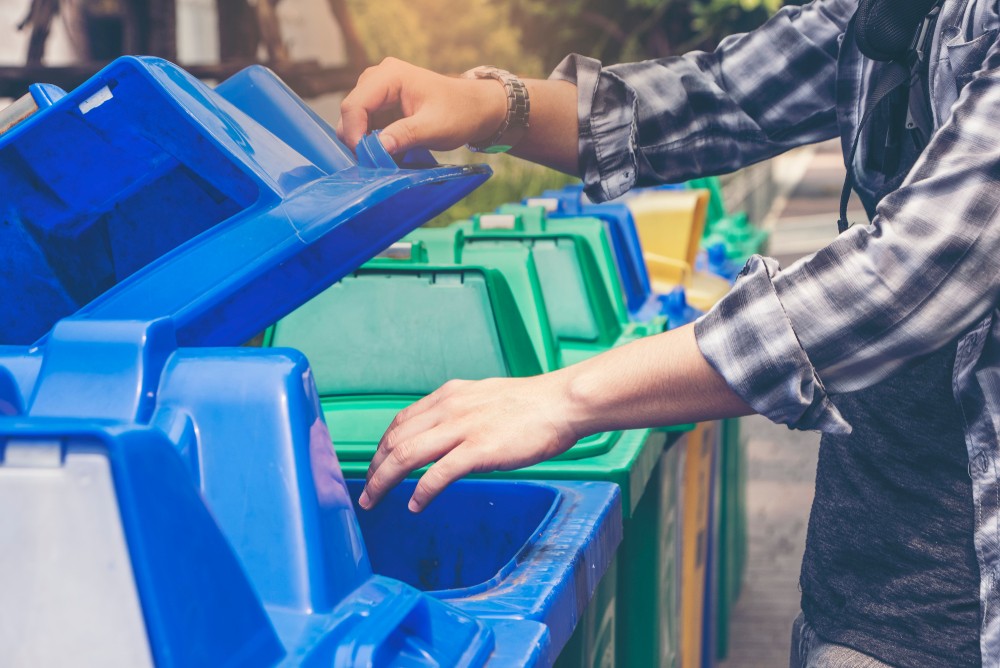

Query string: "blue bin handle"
[[330, 577, 495, 667]]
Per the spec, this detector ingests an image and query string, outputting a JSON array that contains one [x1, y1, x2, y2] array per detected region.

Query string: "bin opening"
[[345, 479, 558, 595]]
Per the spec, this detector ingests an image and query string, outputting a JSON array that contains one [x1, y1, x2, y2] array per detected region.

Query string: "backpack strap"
[[838, 2, 942, 233]]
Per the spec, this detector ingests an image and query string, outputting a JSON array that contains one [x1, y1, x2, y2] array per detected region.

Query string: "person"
[[335, 0, 1000, 665]]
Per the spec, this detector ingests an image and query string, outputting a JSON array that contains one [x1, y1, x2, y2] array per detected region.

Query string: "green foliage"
[[423, 151, 578, 227], [345, 0, 543, 76], [509, 0, 781, 69]]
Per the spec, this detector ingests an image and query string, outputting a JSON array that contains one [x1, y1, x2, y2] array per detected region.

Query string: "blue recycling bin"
[[0, 60, 622, 665], [0, 317, 622, 667], [0, 56, 489, 347]]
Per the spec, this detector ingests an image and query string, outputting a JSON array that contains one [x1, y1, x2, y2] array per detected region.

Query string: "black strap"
[[837, 2, 941, 233], [837, 60, 911, 233]]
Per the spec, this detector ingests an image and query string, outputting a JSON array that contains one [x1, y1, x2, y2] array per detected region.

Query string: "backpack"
[[838, 0, 943, 232]]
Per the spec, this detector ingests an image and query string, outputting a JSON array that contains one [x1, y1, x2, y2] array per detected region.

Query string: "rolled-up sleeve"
[[697, 30, 1000, 434], [695, 257, 852, 434], [550, 0, 855, 202]]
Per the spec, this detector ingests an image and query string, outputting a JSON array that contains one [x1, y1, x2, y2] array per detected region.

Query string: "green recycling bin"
[[447, 206, 666, 366], [687, 176, 768, 263], [714, 417, 747, 662], [266, 231, 689, 667]]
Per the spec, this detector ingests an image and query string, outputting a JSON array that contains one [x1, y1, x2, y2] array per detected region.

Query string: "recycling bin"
[[268, 238, 686, 668], [541, 186, 749, 666], [0, 58, 628, 665], [713, 416, 748, 662], [528, 188, 707, 326], [0, 56, 488, 347], [445, 207, 664, 366], [686, 177, 768, 264], [0, 318, 623, 666], [526, 189, 661, 322]]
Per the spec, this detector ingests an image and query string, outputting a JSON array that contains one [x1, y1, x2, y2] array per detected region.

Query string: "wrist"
[[553, 364, 611, 440], [461, 67, 530, 153]]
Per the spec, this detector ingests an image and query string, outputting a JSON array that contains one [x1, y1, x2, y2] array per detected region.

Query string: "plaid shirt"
[[553, 0, 1000, 659]]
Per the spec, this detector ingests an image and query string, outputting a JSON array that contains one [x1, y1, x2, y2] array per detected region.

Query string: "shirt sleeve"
[[549, 0, 856, 202], [696, 30, 1000, 434]]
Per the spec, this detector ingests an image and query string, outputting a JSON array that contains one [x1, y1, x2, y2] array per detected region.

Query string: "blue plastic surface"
[[698, 243, 741, 283], [0, 57, 489, 346], [0, 318, 622, 666], [658, 287, 704, 329]]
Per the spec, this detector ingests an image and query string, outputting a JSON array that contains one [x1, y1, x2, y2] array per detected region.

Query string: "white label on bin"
[[526, 197, 560, 212], [377, 242, 413, 260], [0, 93, 39, 136], [79, 86, 114, 115], [479, 214, 517, 230]]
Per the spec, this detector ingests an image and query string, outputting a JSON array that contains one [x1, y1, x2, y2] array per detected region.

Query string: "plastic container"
[[269, 252, 681, 668], [713, 417, 747, 662], [674, 421, 720, 668], [526, 189, 661, 322], [531, 187, 704, 329], [536, 183, 747, 666], [624, 190, 732, 313], [0, 56, 489, 347], [0, 316, 623, 667], [0, 59, 628, 665], [450, 206, 665, 366], [686, 177, 768, 264]]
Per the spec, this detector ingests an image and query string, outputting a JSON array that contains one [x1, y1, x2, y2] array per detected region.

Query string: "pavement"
[[716, 139, 854, 667]]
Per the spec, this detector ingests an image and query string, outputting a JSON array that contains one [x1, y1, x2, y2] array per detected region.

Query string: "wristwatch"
[[461, 66, 530, 154]]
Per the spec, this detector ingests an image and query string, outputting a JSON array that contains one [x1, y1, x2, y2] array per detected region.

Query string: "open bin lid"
[[0, 57, 490, 346]]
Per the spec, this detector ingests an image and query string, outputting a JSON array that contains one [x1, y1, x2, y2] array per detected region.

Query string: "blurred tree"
[[345, 0, 543, 76], [509, 0, 783, 70]]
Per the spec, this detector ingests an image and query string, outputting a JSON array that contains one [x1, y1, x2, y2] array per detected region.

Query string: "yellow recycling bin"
[[626, 189, 731, 312]]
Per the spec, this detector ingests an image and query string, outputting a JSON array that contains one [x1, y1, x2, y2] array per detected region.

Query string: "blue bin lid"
[[0, 57, 489, 346]]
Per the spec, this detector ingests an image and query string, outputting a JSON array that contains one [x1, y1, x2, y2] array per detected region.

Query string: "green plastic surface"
[[496, 203, 630, 324], [269, 263, 544, 395], [457, 230, 622, 346], [715, 417, 747, 662], [408, 228, 561, 372], [658, 444, 683, 668]]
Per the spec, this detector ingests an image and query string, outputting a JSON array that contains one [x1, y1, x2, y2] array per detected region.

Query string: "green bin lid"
[[268, 260, 543, 396], [454, 209, 623, 346]]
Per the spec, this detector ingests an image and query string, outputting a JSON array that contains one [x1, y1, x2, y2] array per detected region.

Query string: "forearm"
[[558, 323, 753, 436]]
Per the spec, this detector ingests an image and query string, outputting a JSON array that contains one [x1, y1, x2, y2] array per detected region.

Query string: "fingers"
[[408, 452, 478, 512], [360, 424, 463, 510], [366, 404, 439, 482], [367, 380, 465, 477], [339, 58, 405, 150]]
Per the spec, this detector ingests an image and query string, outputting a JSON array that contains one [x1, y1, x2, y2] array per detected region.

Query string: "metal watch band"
[[461, 66, 530, 154]]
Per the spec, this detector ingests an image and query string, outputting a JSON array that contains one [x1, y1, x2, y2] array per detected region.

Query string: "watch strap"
[[462, 67, 530, 154]]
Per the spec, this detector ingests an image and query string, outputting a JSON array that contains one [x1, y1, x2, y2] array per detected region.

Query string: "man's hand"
[[359, 372, 583, 513], [337, 57, 508, 156], [357, 325, 755, 512], [336, 57, 582, 174]]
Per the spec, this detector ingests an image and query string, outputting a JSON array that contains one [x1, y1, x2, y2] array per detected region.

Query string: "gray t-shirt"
[[799, 341, 981, 667]]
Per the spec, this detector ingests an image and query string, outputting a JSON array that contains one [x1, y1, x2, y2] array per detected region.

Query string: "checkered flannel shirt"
[[552, 0, 1000, 434]]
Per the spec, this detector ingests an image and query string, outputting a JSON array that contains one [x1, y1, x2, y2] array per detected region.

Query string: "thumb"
[[378, 116, 423, 155]]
